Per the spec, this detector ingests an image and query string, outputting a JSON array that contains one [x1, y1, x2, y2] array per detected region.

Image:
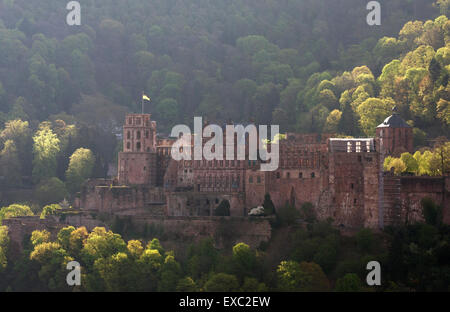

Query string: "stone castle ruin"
[[4, 108, 449, 253]]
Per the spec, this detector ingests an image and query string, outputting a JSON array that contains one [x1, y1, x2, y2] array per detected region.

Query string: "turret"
[[376, 106, 413, 156]]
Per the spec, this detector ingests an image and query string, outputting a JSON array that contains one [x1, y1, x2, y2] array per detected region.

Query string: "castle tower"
[[376, 107, 413, 157], [118, 114, 157, 185]]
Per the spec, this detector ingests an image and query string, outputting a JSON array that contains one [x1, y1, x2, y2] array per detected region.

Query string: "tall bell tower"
[[118, 114, 157, 185]]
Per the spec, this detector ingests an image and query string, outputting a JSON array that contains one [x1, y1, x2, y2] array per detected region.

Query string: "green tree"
[[0, 140, 22, 186], [81, 227, 127, 267], [0, 204, 33, 224], [40, 204, 62, 219], [32, 126, 60, 183], [356, 98, 394, 136], [176, 277, 198, 292], [232, 242, 257, 279], [277, 260, 308, 291], [30, 229, 51, 246], [262, 193, 275, 215], [400, 152, 419, 173], [29, 241, 73, 291], [65, 148, 95, 194], [335, 273, 363, 292], [204, 273, 240, 292]]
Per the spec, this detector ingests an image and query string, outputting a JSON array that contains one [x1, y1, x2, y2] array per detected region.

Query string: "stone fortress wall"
[[3, 109, 449, 253]]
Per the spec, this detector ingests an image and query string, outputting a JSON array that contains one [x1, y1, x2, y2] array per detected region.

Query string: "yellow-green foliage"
[[384, 142, 449, 175], [0, 226, 9, 271], [0, 204, 33, 224]]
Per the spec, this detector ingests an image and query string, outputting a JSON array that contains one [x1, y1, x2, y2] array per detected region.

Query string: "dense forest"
[[0, 0, 449, 292], [0, 0, 448, 135], [0, 198, 448, 292]]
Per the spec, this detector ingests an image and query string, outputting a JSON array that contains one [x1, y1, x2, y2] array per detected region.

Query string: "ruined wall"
[[399, 176, 447, 224], [4, 213, 272, 255], [78, 184, 166, 215], [166, 192, 245, 216]]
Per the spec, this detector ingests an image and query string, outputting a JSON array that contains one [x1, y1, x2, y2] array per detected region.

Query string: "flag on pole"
[[142, 94, 151, 101]]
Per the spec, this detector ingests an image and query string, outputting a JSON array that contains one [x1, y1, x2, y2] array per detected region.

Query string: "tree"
[[30, 230, 51, 246], [262, 193, 275, 215], [0, 204, 33, 224], [0, 140, 22, 186], [386, 158, 407, 175], [94, 252, 139, 291], [65, 148, 95, 194], [356, 98, 394, 136], [335, 273, 363, 292], [232, 243, 257, 279], [240, 277, 268, 292], [34, 177, 68, 206], [127, 240, 144, 259], [32, 126, 60, 183], [187, 238, 218, 279], [356, 228, 374, 254], [277, 260, 308, 291], [29, 241, 73, 291], [81, 227, 127, 267], [57, 226, 75, 251], [323, 109, 342, 133], [158, 254, 183, 291], [204, 273, 239, 292], [0, 119, 32, 176], [40, 204, 62, 219], [176, 277, 198, 292], [400, 152, 419, 173], [277, 203, 299, 226]]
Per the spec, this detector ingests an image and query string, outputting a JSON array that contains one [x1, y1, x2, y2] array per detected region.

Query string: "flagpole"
[[141, 91, 144, 114]]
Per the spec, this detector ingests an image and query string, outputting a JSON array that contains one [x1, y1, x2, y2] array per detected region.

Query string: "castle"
[[76, 107, 449, 229], [3, 108, 449, 254]]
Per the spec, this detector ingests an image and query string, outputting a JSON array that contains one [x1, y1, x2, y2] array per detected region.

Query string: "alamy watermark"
[[170, 117, 280, 172], [66, 260, 81, 286], [66, 1, 81, 26], [367, 1, 381, 26], [366, 261, 381, 286]]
